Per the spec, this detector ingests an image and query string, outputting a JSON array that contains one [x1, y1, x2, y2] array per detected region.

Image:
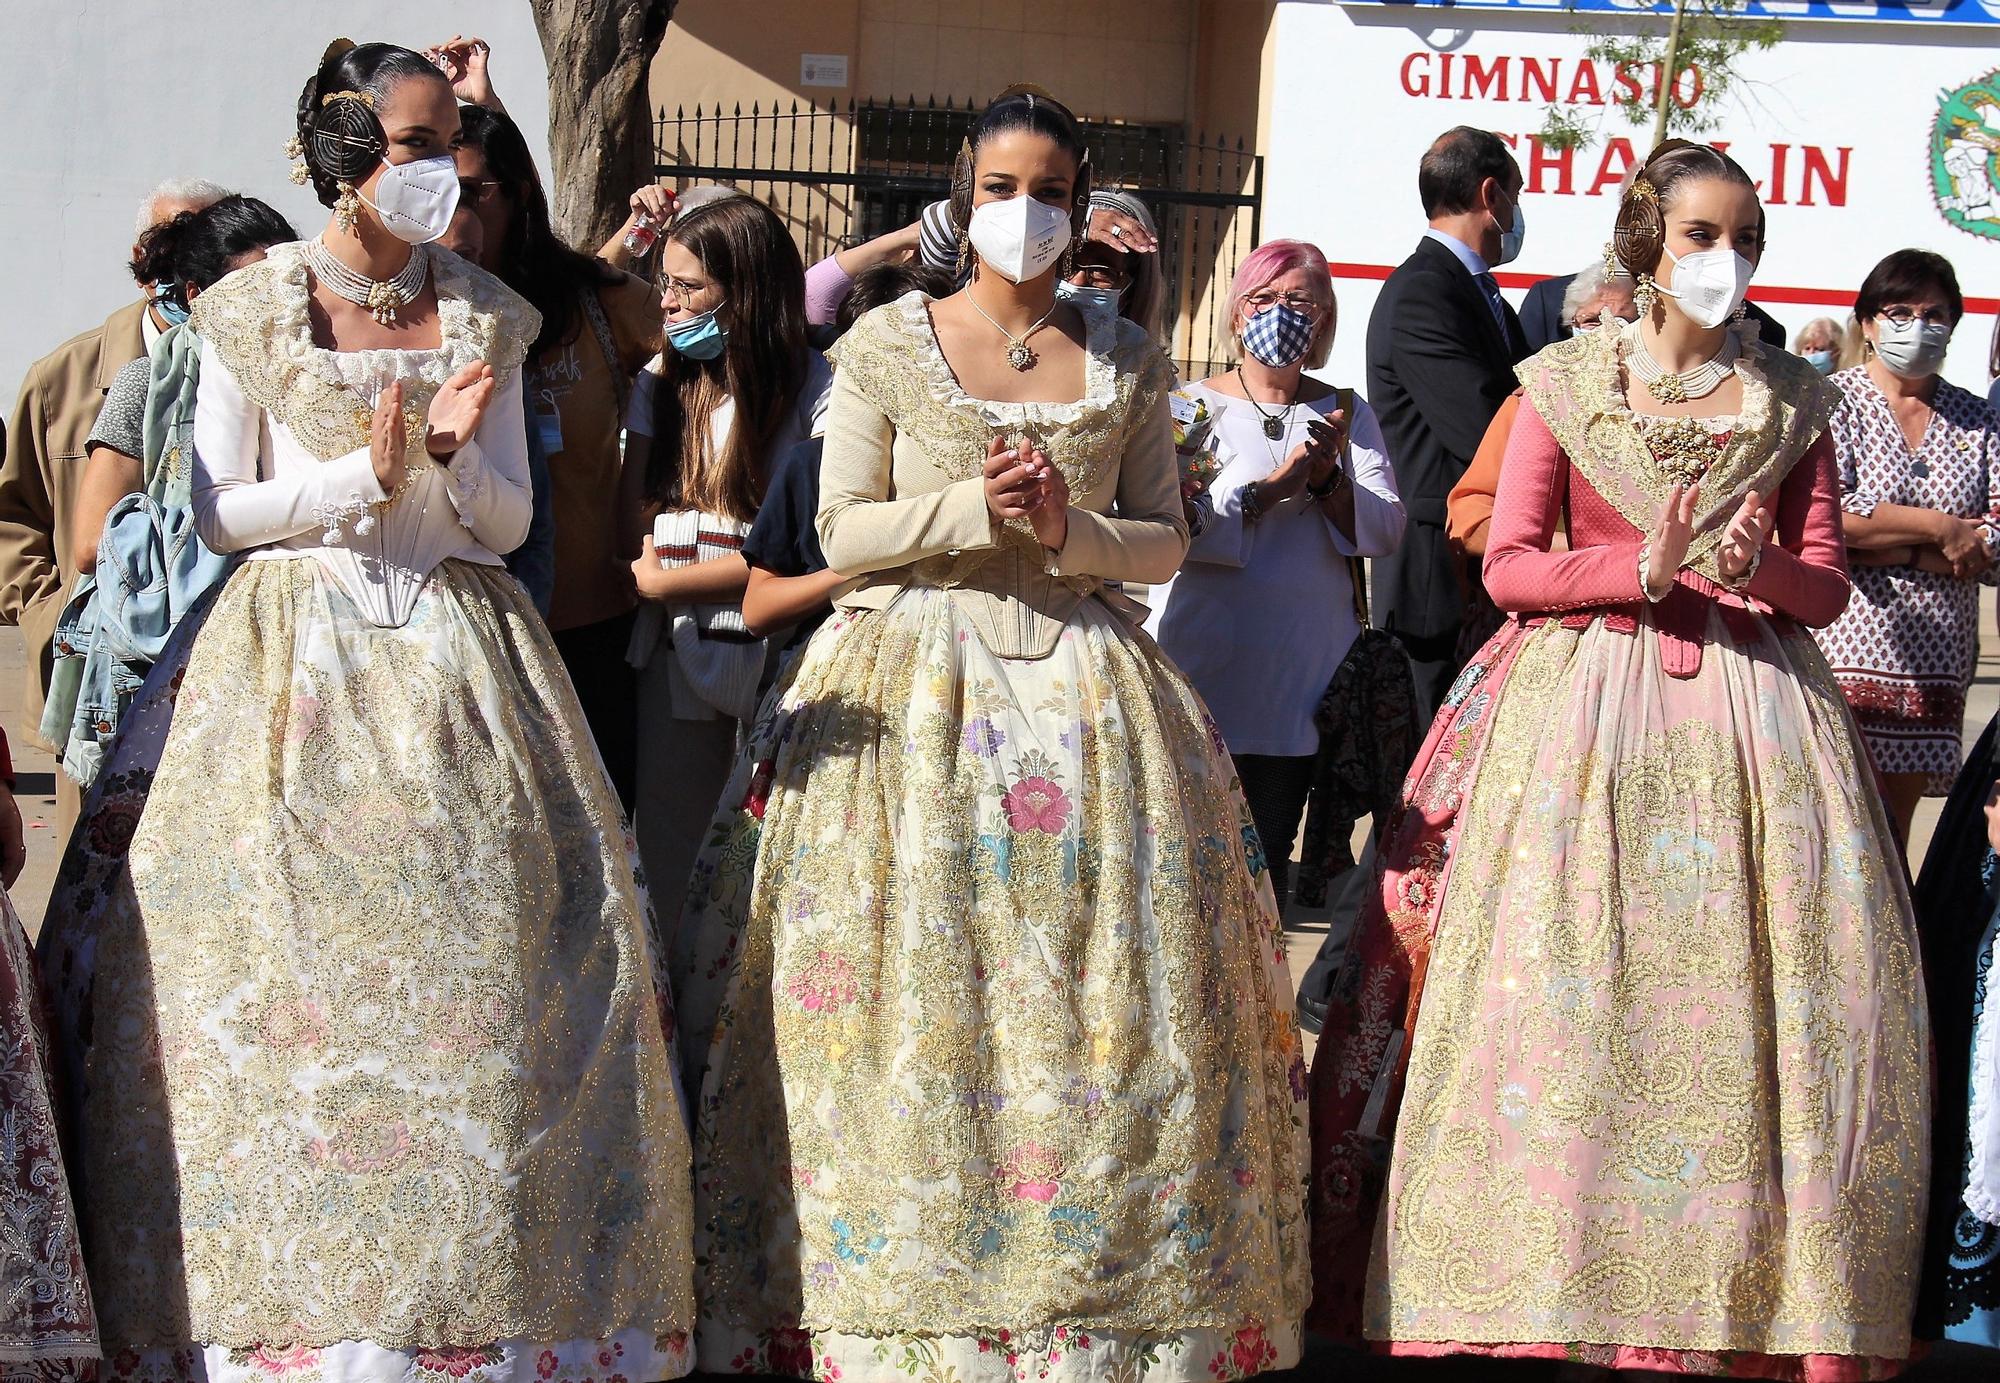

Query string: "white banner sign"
[[1265, 0, 2000, 394]]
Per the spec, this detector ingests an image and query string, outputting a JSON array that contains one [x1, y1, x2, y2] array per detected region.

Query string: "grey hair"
[[1561, 260, 1613, 326], [1793, 316, 1844, 354], [136, 177, 230, 237]]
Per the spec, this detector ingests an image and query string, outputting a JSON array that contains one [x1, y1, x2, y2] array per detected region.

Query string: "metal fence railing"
[[654, 95, 1263, 381]]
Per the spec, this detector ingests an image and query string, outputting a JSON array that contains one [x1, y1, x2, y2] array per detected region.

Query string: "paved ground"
[[4, 605, 1997, 1379]]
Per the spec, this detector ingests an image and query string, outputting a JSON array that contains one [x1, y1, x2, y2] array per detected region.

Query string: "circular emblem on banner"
[[1933, 68, 2000, 241]]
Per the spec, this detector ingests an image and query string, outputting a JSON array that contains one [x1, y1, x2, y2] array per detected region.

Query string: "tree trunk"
[[1651, 0, 1690, 148], [529, 0, 678, 251]]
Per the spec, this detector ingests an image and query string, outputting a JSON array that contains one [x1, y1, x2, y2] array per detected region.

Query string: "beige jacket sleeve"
[[816, 367, 997, 577], [0, 361, 62, 628], [1048, 365, 1188, 584]]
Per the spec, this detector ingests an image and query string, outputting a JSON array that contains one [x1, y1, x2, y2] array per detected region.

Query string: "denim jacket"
[[43, 322, 231, 785]]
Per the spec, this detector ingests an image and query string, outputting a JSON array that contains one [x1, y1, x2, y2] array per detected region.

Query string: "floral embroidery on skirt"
[[673, 591, 1309, 1382]]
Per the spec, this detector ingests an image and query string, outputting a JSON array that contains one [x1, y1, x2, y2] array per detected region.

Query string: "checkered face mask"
[[1241, 301, 1315, 368]]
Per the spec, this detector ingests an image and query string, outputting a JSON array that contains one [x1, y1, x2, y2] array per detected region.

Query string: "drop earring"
[[1634, 273, 1658, 316], [333, 182, 361, 234]]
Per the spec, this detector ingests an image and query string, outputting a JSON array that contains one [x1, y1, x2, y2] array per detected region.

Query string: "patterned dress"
[[672, 299, 1310, 1382], [0, 850, 97, 1383], [1814, 367, 2000, 793], [1357, 325, 1929, 1379], [35, 245, 696, 1383]]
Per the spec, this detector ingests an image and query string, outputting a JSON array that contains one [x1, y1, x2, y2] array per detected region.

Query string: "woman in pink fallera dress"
[[1324, 139, 1929, 1380]]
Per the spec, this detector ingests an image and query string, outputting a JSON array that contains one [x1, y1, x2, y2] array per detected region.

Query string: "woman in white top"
[[1148, 239, 1405, 909], [36, 42, 694, 1383], [619, 196, 831, 946]]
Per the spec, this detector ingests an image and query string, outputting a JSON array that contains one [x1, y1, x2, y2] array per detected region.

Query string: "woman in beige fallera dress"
[[673, 90, 1308, 1383]]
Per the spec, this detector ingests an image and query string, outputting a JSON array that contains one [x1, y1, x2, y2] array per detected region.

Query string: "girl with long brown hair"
[[621, 194, 829, 934]]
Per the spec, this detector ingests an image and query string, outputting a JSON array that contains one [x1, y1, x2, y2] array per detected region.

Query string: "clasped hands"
[[983, 436, 1069, 553], [368, 363, 498, 493], [1647, 482, 1772, 600]]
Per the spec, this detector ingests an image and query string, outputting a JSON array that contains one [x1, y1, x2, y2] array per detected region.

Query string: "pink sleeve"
[[1482, 400, 1647, 614], [1740, 430, 1850, 628], [805, 255, 855, 327]]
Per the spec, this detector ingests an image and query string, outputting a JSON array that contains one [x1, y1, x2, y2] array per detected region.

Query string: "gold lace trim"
[[187, 241, 541, 465], [1516, 322, 1836, 583], [834, 292, 1173, 576]]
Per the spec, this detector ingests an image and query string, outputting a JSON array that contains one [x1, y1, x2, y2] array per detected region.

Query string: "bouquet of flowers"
[[1170, 391, 1224, 500]]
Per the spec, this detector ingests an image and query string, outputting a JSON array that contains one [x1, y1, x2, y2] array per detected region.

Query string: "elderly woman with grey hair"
[[1559, 259, 1638, 333], [1793, 315, 1845, 373]]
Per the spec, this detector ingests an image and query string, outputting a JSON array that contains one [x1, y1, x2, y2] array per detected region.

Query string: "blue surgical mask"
[[665, 307, 727, 361], [1806, 349, 1837, 375], [1057, 280, 1124, 316], [151, 283, 190, 327], [1494, 194, 1526, 268]]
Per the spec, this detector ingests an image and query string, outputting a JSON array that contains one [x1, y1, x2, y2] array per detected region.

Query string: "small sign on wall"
[[801, 53, 849, 88]]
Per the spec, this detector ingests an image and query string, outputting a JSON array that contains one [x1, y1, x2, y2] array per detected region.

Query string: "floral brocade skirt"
[[0, 889, 98, 1383], [37, 558, 696, 1383], [671, 589, 1310, 1383], [1361, 607, 1929, 1380]]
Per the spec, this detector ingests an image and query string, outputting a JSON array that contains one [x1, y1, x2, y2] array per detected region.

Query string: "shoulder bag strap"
[[1334, 385, 1370, 630], [580, 283, 631, 423]]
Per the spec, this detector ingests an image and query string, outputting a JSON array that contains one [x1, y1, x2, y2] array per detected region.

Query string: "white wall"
[[1265, 0, 2000, 398], [0, 3, 550, 403]]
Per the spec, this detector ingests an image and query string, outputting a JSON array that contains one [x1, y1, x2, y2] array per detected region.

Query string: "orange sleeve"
[[1447, 389, 1522, 553]]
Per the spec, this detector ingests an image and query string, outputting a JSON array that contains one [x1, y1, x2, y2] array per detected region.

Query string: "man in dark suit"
[[1367, 126, 1531, 718], [1521, 269, 1791, 353]]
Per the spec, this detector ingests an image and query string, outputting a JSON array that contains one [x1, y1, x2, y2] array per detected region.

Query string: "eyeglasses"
[[662, 275, 714, 304], [458, 179, 503, 205], [1072, 263, 1132, 290], [1878, 304, 1954, 328], [1243, 290, 1324, 318]]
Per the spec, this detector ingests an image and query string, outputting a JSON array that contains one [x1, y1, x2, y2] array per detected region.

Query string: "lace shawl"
[[1516, 320, 1837, 585], [187, 241, 541, 463]]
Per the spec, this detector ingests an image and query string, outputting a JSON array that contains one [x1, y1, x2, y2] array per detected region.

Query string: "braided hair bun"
[[1611, 138, 1760, 281], [293, 39, 443, 207]]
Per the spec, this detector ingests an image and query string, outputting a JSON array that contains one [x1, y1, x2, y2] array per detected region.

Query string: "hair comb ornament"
[[284, 135, 311, 185], [1629, 177, 1659, 204], [321, 89, 377, 109]]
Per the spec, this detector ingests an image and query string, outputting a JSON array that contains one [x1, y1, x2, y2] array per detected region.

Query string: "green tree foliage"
[[1539, 0, 1785, 153]]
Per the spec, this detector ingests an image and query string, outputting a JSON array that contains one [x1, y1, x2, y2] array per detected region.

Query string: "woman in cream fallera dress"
[[672, 292, 1309, 1382], [36, 241, 696, 1383]]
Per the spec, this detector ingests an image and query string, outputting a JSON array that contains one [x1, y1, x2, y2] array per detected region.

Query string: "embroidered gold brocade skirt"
[[39, 559, 695, 1383], [672, 590, 1310, 1382], [1367, 607, 1929, 1375]]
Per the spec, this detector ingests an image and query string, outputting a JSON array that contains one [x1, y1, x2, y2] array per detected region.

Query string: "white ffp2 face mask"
[[359, 155, 462, 246], [967, 196, 1072, 284], [1656, 244, 1756, 329]]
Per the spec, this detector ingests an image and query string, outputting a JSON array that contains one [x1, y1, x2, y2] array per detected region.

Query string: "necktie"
[[1475, 272, 1508, 338]]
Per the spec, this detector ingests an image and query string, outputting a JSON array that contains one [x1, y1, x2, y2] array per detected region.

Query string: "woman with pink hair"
[[1148, 239, 1406, 910]]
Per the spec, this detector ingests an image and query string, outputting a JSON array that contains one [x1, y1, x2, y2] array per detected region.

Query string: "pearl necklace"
[[1627, 326, 1741, 405], [967, 293, 1057, 371], [307, 238, 429, 326]]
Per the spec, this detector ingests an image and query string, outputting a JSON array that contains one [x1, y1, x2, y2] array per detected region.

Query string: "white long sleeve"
[[192, 339, 385, 554], [188, 340, 535, 629], [434, 366, 534, 556], [1326, 399, 1406, 559]]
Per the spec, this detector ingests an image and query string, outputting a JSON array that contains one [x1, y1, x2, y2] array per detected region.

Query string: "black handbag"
[[1295, 394, 1421, 903]]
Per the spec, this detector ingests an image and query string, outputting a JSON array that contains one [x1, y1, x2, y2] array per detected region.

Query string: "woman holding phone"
[[683, 89, 1309, 1381], [1148, 240, 1405, 911]]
